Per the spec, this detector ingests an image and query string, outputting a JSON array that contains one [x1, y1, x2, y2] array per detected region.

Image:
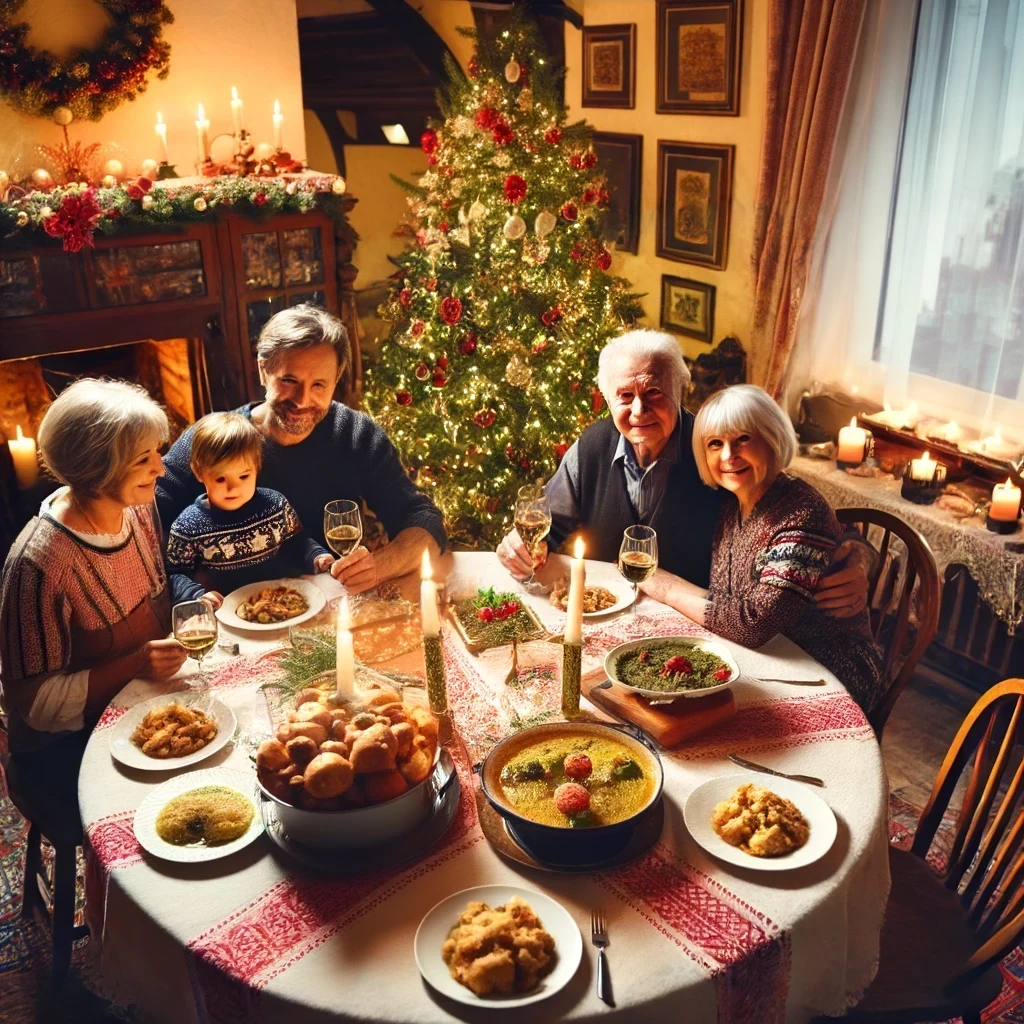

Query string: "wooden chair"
[[836, 507, 941, 734], [827, 678, 1024, 1022]]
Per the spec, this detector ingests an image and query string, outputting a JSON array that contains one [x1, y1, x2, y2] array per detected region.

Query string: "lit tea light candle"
[[564, 537, 585, 645], [230, 86, 244, 133], [335, 594, 355, 700], [195, 103, 210, 163], [154, 112, 169, 163], [272, 99, 284, 150], [8, 425, 37, 489], [837, 418, 868, 464], [976, 430, 1021, 462], [990, 478, 1022, 522], [420, 549, 440, 637], [931, 420, 962, 444], [909, 451, 939, 482]]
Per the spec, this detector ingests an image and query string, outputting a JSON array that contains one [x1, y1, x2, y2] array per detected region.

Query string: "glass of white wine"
[[172, 599, 218, 696], [514, 484, 552, 593], [324, 499, 363, 559], [617, 525, 658, 616]]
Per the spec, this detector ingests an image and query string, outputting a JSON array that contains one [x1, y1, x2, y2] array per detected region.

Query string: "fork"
[[591, 908, 614, 1006]]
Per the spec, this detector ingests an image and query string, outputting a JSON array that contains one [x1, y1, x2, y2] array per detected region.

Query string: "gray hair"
[[692, 384, 798, 488], [597, 329, 690, 405], [256, 304, 349, 374], [37, 379, 169, 499]]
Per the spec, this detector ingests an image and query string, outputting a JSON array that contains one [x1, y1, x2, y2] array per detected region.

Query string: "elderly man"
[[158, 305, 445, 593], [497, 329, 868, 618]]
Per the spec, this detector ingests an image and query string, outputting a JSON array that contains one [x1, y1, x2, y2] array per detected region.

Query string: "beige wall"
[[565, 0, 767, 361], [0, 0, 306, 177]]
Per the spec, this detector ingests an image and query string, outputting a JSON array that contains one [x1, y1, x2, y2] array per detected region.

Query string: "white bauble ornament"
[[254, 142, 276, 161], [141, 195, 155, 210], [468, 199, 486, 221], [31, 168, 53, 190], [503, 214, 526, 240], [140, 159, 159, 178], [331, 176, 347, 194], [52, 106, 73, 126], [193, 197, 208, 212], [101, 174, 117, 188], [208, 133, 237, 167], [534, 210, 556, 238], [505, 58, 521, 83], [104, 159, 124, 179]]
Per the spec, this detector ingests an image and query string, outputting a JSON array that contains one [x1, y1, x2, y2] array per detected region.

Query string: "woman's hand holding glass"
[[133, 638, 188, 681]]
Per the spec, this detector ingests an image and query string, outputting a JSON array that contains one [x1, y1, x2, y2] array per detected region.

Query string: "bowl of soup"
[[479, 721, 664, 864]]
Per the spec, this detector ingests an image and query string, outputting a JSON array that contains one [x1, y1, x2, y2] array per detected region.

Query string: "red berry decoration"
[[504, 174, 528, 204], [595, 249, 612, 271], [563, 753, 593, 780], [477, 607, 495, 623], [420, 129, 438, 155], [439, 296, 463, 325], [399, 288, 412, 307], [396, 390, 413, 406], [561, 202, 578, 221], [662, 655, 693, 677], [544, 126, 562, 145], [460, 333, 478, 355], [554, 783, 591, 816]]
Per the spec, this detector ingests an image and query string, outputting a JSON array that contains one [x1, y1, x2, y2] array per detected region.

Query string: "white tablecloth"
[[79, 553, 890, 1024]]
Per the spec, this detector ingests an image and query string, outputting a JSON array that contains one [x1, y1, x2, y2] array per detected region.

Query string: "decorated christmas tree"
[[363, 11, 643, 546]]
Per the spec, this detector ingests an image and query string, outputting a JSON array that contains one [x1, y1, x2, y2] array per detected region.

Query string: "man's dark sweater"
[[157, 403, 446, 567]]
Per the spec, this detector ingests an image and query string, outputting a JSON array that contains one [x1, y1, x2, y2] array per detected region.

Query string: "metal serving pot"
[[479, 721, 664, 865]]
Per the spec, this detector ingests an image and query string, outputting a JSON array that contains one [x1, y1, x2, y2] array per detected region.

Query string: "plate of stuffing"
[[548, 575, 633, 619], [132, 767, 264, 863], [414, 884, 582, 1008], [683, 774, 837, 871], [110, 692, 236, 771], [604, 636, 740, 700], [216, 578, 325, 632]]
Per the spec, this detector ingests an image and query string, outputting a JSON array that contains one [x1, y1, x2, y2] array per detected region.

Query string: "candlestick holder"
[[155, 161, 178, 180], [561, 642, 582, 718], [900, 463, 947, 505], [986, 514, 1021, 534], [836, 433, 874, 472], [423, 634, 448, 714]]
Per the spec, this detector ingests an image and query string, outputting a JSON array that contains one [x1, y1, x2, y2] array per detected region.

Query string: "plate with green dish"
[[604, 637, 740, 701]]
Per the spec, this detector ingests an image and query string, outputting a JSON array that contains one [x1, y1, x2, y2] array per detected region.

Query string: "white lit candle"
[[154, 112, 169, 163], [272, 99, 284, 150], [978, 430, 1021, 462], [335, 595, 355, 700], [420, 549, 440, 638], [8, 425, 37, 489], [195, 103, 210, 163], [837, 418, 868, 464], [991, 478, 1022, 522], [933, 420, 962, 444], [230, 86, 244, 133], [909, 451, 938, 482], [564, 537, 585, 645]]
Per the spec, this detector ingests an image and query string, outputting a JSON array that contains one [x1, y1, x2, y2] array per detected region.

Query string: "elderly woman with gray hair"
[[0, 379, 190, 807], [640, 384, 883, 713]]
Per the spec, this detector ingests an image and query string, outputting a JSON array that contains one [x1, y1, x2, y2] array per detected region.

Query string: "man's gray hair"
[[256, 304, 350, 374], [692, 384, 798, 488], [596, 329, 691, 405], [37, 378, 169, 499]]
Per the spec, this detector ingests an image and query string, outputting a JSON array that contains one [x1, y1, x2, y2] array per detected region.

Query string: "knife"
[[728, 754, 825, 787]]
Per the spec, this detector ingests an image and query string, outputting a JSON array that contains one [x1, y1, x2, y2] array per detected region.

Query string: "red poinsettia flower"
[[399, 288, 412, 307], [396, 391, 413, 406], [544, 126, 562, 145], [43, 188, 102, 253], [420, 129, 438, 155], [561, 202, 578, 221], [475, 107, 499, 130], [595, 249, 612, 271], [460, 333, 478, 355], [504, 174, 528, 204], [440, 296, 463, 325], [492, 122, 515, 146]]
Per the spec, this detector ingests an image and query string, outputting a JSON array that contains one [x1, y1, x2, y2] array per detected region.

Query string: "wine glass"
[[172, 599, 218, 699], [514, 485, 552, 593], [324, 499, 363, 558], [617, 525, 658, 616]]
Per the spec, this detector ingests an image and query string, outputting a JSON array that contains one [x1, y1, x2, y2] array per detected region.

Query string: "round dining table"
[[78, 551, 890, 1024]]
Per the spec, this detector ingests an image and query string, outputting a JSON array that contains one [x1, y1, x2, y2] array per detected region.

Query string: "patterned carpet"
[[1, 771, 1022, 1022]]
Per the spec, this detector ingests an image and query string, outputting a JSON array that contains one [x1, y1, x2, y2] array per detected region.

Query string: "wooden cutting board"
[[581, 675, 736, 748]]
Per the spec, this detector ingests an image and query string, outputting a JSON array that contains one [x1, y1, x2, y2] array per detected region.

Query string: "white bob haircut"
[[596, 328, 691, 405], [692, 384, 798, 489], [37, 378, 169, 499]]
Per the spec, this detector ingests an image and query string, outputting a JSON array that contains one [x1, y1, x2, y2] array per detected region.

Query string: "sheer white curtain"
[[792, 0, 1024, 438]]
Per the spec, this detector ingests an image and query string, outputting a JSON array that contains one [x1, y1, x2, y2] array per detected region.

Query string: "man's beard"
[[267, 399, 328, 436]]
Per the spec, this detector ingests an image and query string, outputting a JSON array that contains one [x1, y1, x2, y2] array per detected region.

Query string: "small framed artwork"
[[661, 275, 715, 344], [656, 0, 743, 116], [656, 140, 734, 269], [582, 23, 636, 109], [591, 131, 642, 254]]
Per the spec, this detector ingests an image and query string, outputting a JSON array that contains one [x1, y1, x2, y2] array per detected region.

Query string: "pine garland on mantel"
[[0, 173, 354, 253]]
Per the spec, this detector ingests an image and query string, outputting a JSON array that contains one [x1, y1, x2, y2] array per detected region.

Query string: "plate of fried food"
[[415, 884, 582, 1008], [216, 578, 325, 632], [683, 774, 837, 871], [549, 575, 633, 619], [133, 766, 264, 863], [110, 692, 236, 771]]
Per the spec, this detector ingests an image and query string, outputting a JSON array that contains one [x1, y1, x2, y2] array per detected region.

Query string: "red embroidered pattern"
[[87, 810, 143, 869], [95, 704, 132, 730]]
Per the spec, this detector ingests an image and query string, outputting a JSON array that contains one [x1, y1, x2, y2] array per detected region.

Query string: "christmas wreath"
[[0, 0, 173, 122]]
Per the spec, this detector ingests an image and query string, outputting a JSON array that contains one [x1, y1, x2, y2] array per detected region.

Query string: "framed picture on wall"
[[591, 131, 642, 254], [661, 275, 715, 343], [582, 23, 636, 108], [656, 0, 743, 116], [656, 140, 734, 268]]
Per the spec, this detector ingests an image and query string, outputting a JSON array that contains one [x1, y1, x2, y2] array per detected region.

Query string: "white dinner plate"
[[683, 773, 837, 872], [215, 578, 326, 632], [133, 767, 264, 864], [604, 636, 740, 700], [582, 578, 634, 619], [109, 691, 236, 771], [414, 884, 583, 1008]]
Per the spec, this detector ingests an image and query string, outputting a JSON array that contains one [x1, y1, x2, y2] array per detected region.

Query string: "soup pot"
[[479, 721, 664, 866]]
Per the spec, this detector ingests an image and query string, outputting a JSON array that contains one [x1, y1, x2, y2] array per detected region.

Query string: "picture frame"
[[591, 131, 642, 254], [660, 275, 715, 344], [582, 23, 636, 109], [656, 0, 743, 116], [656, 140, 734, 269]]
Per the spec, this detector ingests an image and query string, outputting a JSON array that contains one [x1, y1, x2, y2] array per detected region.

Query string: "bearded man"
[[158, 305, 445, 593]]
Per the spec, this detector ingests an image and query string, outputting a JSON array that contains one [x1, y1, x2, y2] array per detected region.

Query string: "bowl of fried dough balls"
[[255, 682, 441, 849]]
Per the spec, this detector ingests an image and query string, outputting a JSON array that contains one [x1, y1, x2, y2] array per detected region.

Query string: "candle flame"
[[15, 425, 24, 441], [421, 548, 433, 581], [197, 103, 205, 122], [849, 417, 857, 428], [231, 86, 239, 101], [574, 537, 585, 559], [339, 594, 350, 630], [273, 99, 281, 115], [923, 451, 931, 460], [1006, 478, 1014, 488]]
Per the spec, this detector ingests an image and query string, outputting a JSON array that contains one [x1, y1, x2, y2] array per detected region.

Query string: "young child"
[[167, 411, 330, 601]]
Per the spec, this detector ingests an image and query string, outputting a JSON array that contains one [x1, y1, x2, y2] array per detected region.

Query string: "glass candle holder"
[[900, 459, 947, 504]]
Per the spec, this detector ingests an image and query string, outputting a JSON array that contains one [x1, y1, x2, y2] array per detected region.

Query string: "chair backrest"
[[912, 679, 1024, 991], [835, 507, 941, 732]]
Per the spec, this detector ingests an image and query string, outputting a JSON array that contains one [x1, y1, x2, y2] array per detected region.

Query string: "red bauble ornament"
[[519, 457, 532, 470], [415, 362, 430, 380], [460, 333, 478, 355], [440, 296, 463, 325], [554, 442, 569, 461], [475, 107, 499, 130], [136, 176, 153, 193], [474, 408, 496, 428], [420, 129, 438, 155], [582, 150, 597, 169], [427, 155, 437, 166], [595, 249, 612, 271], [504, 174, 528, 204], [492, 122, 515, 146], [582, 187, 599, 205], [436, 354, 449, 371], [399, 288, 412, 307], [126, 184, 144, 201], [568, 153, 584, 170], [591, 388, 605, 412], [411, 320, 425, 336], [505, 444, 516, 461], [544, 126, 562, 145], [570, 243, 585, 263], [253, 192, 268, 207], [561, 202, 578, 221], [431, 372, 447, 388], [396, 390, 413, 406], [540, 305, 562, 327]]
